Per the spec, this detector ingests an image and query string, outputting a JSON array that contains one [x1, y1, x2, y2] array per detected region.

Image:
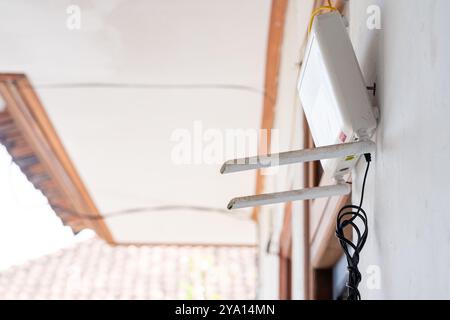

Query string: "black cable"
[[335, 153, 371, 300]]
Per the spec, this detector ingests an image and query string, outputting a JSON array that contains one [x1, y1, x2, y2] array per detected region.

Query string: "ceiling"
[[0, 0, 272, 244]]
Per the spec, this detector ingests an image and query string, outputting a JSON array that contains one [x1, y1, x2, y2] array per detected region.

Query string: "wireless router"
[[221, 12, 377, 209]]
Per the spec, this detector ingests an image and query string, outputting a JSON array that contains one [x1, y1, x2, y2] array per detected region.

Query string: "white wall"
[[347, 0, 450, 299]]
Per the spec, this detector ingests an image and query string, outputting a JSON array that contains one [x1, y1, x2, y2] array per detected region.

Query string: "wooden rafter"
[[0, 74, 114, 243], [252, 0, 288, 221]]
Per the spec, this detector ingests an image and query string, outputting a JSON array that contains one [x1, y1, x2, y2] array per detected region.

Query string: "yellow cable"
[[308, 4, 338, 33]]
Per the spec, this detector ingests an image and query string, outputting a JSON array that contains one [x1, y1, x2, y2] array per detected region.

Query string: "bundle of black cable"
[[335, 154, 371, 300]]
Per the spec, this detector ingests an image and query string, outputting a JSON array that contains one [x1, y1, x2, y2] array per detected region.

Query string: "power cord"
[[335, 153, 371, 300]]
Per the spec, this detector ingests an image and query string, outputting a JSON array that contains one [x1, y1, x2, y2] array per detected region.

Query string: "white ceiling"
[[0, 0, 272, 245]]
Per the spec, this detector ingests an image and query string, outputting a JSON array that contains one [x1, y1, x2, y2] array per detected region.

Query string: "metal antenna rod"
[[227, 183, 351, 210], [221, 140, 375, 174]]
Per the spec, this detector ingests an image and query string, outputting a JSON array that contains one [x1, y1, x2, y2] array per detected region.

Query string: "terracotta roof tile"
[[0, 238, 256, 300]]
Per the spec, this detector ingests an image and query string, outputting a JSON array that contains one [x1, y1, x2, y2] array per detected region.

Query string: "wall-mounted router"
[[221, 12, 377, 210]]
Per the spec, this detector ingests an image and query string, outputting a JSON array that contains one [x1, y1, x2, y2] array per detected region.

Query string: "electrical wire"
[[51, 204, 251, 221], [27, 82, 274, 102], [308, 1, 338, 33], [35, 82, 260, 92], [335, 153, 371, 300]]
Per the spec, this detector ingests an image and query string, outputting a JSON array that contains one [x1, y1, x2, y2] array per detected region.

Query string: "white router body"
[[298, 12, 377, 177], [221, 12, 377, 210]]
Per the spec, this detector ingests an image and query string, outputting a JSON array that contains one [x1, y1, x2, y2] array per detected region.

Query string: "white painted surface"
[[0, 0, 272, 245], [347, 0, 450, 299]]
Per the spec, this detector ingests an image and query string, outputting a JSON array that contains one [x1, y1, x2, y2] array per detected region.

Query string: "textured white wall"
[[348, 0, 450, 299]]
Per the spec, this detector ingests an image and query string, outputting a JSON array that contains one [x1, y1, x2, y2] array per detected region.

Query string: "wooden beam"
[[279, 201, 293, 259], [279, 201, 293, 300], [15, 77, 113, 242], [252, 0, 288, 221], [0, 74, 114, 243], [312, 268, 333, 300]]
